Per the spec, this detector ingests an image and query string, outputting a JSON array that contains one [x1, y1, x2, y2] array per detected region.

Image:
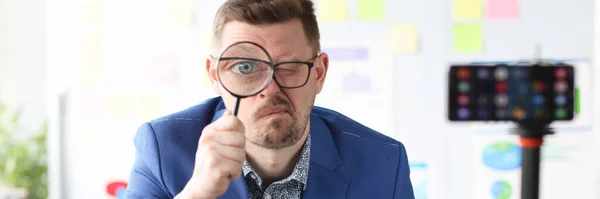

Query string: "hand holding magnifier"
[[216, 41, 275, 116]]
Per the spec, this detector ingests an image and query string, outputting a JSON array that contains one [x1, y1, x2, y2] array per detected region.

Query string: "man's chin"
[[249, 126, 298, 148], [250, 133, 300, 149], [259, 122, 291, 134]]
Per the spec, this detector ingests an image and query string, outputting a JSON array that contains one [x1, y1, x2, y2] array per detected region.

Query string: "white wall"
[[594, 0, 600, 195], [0, 0, 48, 132], [0, 0, 52, 197]]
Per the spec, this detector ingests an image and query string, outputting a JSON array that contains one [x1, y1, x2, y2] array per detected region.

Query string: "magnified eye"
[[232, 62, 256, 75]]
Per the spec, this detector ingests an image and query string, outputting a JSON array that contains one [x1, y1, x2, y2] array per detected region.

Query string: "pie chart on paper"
[[106, 181, 128, 199]]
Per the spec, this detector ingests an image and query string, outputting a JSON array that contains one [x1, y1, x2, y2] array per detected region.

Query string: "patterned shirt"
[[243, 133, 311, 199]]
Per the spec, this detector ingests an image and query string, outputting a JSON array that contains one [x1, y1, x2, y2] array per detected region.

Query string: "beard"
[[247, 94, 311, 149]]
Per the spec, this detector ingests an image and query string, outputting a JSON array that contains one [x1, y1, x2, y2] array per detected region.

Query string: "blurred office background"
[[0, 0, 599, 198]]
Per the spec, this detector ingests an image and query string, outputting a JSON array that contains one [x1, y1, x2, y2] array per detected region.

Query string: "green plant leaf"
[[0, 103, 48, 199], [11, 107, 22, 124]]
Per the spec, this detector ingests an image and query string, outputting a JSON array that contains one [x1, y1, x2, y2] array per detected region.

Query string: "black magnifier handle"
[[233, 97, 241, 116]]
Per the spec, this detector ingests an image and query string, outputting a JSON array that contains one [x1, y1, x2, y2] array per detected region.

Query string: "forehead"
[[218, 19, 312, 61]]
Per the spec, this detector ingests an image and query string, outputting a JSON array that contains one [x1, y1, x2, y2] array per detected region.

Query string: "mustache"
[[253, 94, 293, 118]]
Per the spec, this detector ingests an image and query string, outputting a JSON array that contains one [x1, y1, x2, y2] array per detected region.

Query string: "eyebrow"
[[272, 54, 301, 63], [272, 53, 317, 64]]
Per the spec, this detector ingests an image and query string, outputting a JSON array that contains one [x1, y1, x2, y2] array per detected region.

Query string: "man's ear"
[[206, 55, 222, 95], [314, 53, 329, 94]]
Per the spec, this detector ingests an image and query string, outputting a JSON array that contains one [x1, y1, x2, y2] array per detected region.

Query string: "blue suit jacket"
[[124, 97, 414, 199]]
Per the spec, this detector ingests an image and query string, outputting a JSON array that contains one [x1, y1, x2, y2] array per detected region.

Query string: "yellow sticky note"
[[389, 24, 420, 53], [453, 0, 483, 19], [165, 0, 196, 28], [319, 0, 348, 22], [81, 56, 106, 88], [82, 34, 106, 87], [108, 93, 163, 121], [357, 0, 385, 21], [82, 2, 104, 25], [82, 33, 104, 55], [453, 23, 484, 53]]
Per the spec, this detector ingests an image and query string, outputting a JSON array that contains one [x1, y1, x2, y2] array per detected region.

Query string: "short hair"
[[212, 0, 321, 55]]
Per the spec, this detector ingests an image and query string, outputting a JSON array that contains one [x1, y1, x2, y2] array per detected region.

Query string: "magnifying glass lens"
[[217, 42, 273, 97]]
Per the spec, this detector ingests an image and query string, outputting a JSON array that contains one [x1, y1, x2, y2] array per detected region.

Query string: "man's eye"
[[232, 62, 255, 74]]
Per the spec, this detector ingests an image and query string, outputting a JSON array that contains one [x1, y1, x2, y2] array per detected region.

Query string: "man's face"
[[207, 19, 329, 149]]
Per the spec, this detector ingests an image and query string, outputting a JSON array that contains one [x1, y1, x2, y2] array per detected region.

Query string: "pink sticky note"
[[486, 0, 519, 19]]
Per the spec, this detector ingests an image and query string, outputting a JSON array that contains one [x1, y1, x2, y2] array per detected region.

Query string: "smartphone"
[[447, 64, 575, 121]]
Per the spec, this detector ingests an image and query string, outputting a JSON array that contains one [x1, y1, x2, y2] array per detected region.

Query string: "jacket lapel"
[[303, 114, 350, 198], [303, 163, 349, 199]]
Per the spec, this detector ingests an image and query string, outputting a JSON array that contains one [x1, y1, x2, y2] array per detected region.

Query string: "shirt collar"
[[242, 132, 311, 188]]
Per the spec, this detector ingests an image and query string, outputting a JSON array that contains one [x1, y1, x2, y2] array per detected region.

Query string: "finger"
[[214, 157, 244, 180], [212, 114, 245, 132], [214, 144, 246, 165], [210, 130, 246, 148]]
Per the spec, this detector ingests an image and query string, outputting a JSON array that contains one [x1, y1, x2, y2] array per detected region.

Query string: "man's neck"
[[245, 123, 310, 187]]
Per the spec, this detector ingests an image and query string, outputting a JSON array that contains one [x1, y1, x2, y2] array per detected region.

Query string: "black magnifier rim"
[[216, 41, 275, 98]]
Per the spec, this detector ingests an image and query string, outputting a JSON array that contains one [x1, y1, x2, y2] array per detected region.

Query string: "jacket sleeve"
[[394, 143, 415, 199], [124, 122, 172, 199]]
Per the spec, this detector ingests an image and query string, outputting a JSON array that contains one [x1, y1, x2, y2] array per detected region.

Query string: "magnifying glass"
[[216, 41, 274, 116]]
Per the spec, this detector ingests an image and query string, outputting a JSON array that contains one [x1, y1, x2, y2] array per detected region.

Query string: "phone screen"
[[448, 65, 575, 121]]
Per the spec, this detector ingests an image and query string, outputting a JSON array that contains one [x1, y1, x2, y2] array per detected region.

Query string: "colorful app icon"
[[494, 94, 509, 107], [458, 94, 470, 106], [554, 94, 567, 106], [532, 94, 544, 106], [457, 68, 471, 80], [512, 107, 526, 120], [458, 81, 470, 93], [495, 67, 509, 81], [458, 108, 470, 119], [478, 68, 490, 79], [495, 82, 507, 93], [533, 81, 546, 92], [512, 67, 528, 79], [555, 68, 567, 79], [554, 81, 568, 93], [554, 108, 567, 119]]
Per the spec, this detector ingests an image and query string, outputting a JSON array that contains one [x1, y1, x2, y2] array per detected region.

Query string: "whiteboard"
[[43, 0, 598, 199]]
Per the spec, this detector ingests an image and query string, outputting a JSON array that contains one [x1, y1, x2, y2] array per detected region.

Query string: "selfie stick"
[[511, 118, 553, 199], [511, 44, 553, 199]]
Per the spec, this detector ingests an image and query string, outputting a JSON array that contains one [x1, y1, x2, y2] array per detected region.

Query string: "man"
[[124, 0, 414, 198]]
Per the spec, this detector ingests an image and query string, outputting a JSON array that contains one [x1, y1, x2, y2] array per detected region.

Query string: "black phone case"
[[448, 64, 575, 121]]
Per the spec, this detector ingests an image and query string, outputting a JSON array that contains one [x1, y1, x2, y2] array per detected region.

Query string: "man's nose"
[[258, 77, 281, 98]]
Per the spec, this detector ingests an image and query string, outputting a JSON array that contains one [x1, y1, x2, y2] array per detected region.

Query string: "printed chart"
[[473, 132, 598, 199]]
